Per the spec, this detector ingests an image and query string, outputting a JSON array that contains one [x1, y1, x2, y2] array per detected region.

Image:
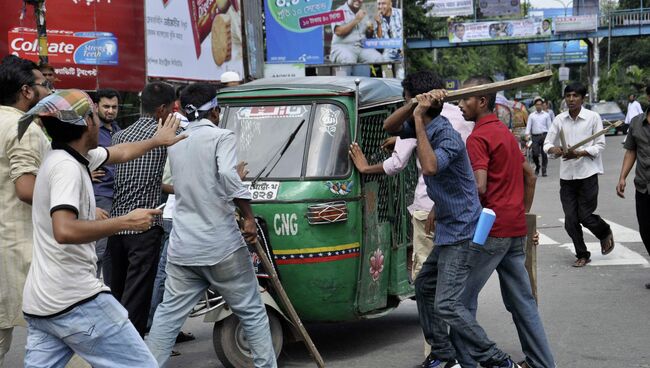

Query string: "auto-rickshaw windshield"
[[225, 103, 350, 179]]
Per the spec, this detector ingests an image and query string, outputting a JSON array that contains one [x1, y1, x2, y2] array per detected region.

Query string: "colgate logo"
[[10, 38, 75, 54]]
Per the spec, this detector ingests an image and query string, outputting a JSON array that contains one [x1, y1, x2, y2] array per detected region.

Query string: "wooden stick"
[[252, 240, 326, 368], [525, 214, 538, 303], [409, 70, 554, 104], [568, 120, 623, 151], [559, 128, 568, 152]]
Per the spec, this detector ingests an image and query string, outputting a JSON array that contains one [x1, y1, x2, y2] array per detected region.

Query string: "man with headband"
[[146, 83, 277, 367], [18, 89, 185, 367]]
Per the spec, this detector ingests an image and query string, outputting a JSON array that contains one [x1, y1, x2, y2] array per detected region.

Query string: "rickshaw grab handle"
[[408, 70, 554, 104]]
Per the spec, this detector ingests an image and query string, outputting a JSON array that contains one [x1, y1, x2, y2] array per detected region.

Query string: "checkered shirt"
[[110, 116, 166, 234]]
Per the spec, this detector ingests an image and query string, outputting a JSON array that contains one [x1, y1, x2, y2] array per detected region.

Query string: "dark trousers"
[[636, 190, 650, 256], [531, 133, 548, 172], [95, 196, 113, 280], [560, 175, 611, 259], [107, 227, 163, 337]]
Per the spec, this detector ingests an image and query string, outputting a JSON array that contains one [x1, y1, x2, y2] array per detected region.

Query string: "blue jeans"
[[415, 239, 508, 364], [148, 218, 172, 330], [146, 247, 276, 368], [451, 237, 556, 368], [24, 293, 157, 368]]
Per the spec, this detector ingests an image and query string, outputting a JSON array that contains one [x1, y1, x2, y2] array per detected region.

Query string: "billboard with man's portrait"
[[265, 0, 403, 65]]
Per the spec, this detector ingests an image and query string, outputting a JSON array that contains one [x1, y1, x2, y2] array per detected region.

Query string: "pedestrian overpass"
[[407, 8, 650, 49]]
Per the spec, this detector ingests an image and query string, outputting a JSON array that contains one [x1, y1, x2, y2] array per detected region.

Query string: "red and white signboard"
[[0, 1, 145, 91]]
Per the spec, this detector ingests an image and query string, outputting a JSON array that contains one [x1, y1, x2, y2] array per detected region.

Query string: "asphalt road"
[[4, 134, 650, 368]]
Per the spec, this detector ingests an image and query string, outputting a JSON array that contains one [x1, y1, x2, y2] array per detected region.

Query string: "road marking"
[[538, 232, 559, 245], [559, 218, 643, 243], [558, 242, 649, 267]]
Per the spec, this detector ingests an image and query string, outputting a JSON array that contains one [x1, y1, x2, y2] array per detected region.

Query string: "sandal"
[[572, 258, 591, 267], [601, 231, 615, 255], [175, 331, 195, 344]]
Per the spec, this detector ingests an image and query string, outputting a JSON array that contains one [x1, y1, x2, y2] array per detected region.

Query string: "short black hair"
[[38, 63, 55, 73], [180, 83, 218, 121], [40, 115, 88, 143], [464, 75, 496, 110], [141, 82, 175, 114], [96, 88, 121, 104], [564, 82, 587, 98], [402, 71, 444, 97], [402, 71, 444, 117], [0, 55, 38, 105]]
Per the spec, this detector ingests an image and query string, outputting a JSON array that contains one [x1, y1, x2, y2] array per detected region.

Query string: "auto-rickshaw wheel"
[[212, 310, 283, 368]]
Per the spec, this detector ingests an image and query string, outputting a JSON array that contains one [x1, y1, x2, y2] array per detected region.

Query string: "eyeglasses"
[[30, 80, 53, 91]]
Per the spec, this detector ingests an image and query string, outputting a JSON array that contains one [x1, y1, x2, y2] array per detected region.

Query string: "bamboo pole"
[[252, 240, 326, 368], [409, 70, 554, 104], [568, 120, 623, 150]]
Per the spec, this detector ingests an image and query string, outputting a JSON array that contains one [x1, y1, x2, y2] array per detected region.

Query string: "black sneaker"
[[495, 358, 522, 368], [420, 355, 461, 368], [645, 282, 650, 289]]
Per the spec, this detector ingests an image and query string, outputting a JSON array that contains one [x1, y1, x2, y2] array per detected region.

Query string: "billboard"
[[554, 15, 598, 32], [448, 18, 552, 43], [527, 40, 589, 65], [0, 1, 145, 91], [478, 0, 521, 18], [146, 0, 245, 81], [424, 0, 473, 17], [265, 0, 403, 65]]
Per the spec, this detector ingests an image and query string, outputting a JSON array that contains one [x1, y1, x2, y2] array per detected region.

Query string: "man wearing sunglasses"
[[0, 55, 52, 366]]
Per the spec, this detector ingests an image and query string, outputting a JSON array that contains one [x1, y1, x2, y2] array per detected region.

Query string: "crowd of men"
[[0, 51, 649, 368]]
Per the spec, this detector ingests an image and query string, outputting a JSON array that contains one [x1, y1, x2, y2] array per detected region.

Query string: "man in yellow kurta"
[[0, 55, 51, 366]]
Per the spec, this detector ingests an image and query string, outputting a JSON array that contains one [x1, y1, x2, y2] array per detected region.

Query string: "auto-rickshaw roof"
[[219, 77, 404, 109]]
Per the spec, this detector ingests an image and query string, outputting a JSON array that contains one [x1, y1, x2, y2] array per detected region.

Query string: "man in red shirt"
[[452, 76, 556, 368]]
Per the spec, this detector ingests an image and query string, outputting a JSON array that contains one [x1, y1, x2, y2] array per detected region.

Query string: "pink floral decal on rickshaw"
[[369, 249, 384, 282]]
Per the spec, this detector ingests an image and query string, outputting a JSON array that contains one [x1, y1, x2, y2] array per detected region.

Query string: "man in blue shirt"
[[146, 83, 276, 367], [92, 88, 121, 280], [391, 71, 522, 368]]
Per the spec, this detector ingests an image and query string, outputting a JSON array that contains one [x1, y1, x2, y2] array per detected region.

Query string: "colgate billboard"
[[1, 2, 144, 91]]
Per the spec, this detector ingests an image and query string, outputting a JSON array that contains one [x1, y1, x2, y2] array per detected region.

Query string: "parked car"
[[589, 101, 626, 135]]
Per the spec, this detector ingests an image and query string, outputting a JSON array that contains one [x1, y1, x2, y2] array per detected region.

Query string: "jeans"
[[148, 218, 173, 330], [415, 239, 508, 364], [94, 196, 112, 280], [24, 293, 157, 368], [560, 174, 611, 259], [146, 247, 276, 368], [451, 237, 555, 368]]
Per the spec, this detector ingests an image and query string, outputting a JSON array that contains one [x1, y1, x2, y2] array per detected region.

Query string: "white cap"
[[220, 71, 241, 83]]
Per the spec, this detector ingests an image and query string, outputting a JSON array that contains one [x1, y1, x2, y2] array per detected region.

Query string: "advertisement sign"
[[424, 0, 474, 17], [0, 1, 145, 91], [264, 63, 306, 78], [554, 15, 598, 32], [478, 0, 521, 18], [146, 0, 244, 81], [265, 0, 403, 65], [527, 40, 589, 65], [448, 18, 552, 43]]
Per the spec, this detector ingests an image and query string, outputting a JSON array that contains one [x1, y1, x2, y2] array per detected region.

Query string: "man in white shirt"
[[625, 94, 643, 135], [17, 89, 185, 367], [525, 97, 552, 177], [543, 83, 614, 268]]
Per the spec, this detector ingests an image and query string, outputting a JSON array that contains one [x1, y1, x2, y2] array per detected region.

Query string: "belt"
[[532, 133, 547, 136]]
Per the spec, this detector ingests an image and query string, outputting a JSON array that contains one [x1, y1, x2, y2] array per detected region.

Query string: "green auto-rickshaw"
[[191, 77, 420, 368]]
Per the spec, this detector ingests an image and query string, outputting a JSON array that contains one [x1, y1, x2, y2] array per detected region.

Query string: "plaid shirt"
[[111, 116, 166, 234]]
